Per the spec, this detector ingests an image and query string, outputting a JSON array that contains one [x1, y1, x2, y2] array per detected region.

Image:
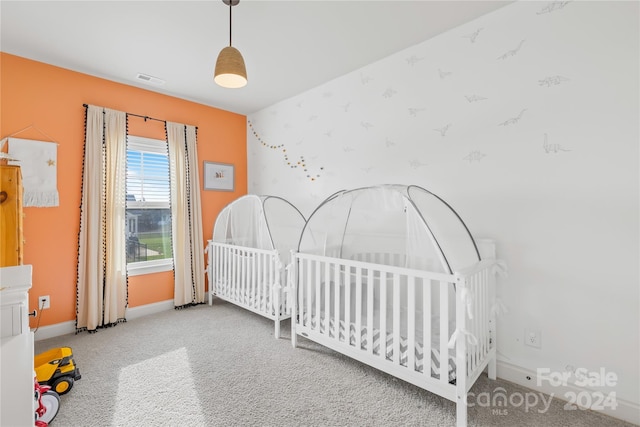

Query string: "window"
[[126, 136, 173, 275]]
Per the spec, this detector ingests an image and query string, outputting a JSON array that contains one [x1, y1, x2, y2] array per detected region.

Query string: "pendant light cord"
[[229, 1, 232, 46]]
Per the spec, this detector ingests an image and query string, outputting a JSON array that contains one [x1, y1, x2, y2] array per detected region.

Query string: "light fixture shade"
[[214, 46, 247, 88]]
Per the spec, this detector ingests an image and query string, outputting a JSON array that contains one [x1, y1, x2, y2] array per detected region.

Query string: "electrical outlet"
[[39, 295, 50, 310], [525, 329, 541, 348]]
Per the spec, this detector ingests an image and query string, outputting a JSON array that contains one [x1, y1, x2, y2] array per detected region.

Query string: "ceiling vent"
[[136, 73, 165, 86]]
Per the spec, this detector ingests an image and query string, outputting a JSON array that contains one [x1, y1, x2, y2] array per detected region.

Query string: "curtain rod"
[[82, 104, 197, 129]]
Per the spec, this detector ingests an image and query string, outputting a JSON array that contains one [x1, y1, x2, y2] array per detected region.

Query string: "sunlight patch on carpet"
[[114, 347, 205, 425]]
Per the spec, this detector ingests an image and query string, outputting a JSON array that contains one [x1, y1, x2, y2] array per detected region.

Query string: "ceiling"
[[1, 1, 510, 115]]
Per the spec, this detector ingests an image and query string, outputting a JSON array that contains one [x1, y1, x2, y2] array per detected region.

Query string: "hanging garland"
[[248, 120, 324, 181]]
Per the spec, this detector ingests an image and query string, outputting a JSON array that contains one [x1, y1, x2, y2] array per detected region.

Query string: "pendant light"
[[214, 0, 247, 88]]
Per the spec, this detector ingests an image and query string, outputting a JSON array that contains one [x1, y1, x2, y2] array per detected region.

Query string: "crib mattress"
[[302, 313, 456, 382]]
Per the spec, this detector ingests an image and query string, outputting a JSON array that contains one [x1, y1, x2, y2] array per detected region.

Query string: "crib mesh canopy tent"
[[298, 184, 480, 274], [213, 195, 306, 259]]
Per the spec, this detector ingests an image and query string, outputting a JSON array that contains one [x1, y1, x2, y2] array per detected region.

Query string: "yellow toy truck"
[[34, 347, 81, 395]]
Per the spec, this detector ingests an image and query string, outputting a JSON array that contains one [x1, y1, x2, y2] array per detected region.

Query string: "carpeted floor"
[[35, 301, 635, 427]]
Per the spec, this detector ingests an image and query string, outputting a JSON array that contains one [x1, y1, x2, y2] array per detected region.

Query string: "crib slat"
[[250, 251, 256, 309], [272, 254, 277, 313], [315, 259, 321, 331], [263, 253, 269, 312], [267, 254, 271, 313], [470, 274, 476, 369], [268, 253, 274, 314], [235, 248, 239, 299], [239, 249, 245, 305], [233, 247, 238, 299], [228, 247, 233, 300], [247, 250, 252, 307], [214, 245, 220, 296], [306, 258, 312, 329], [251, 250, 256, 309], [263, 252, 267, 311], [274, 255, 278, 315], [269, 253, 274, 313], [225, 246, 229, 297], [408, 275, 416, 372], [440, 281, 449, 384], [476, 273, 483, 367], [294, 258, 310, 326], [483, 273, 488, 352], [220, 245, 225, 295], [246, 250, 251, 306], [263, 253, 268, 313], [217, 246, 221, 295], [268, 253, 273, 313], [265, 253, 270, 313], [485, 269, 490, 354], [393, 273, 400, 365], [253, 251, 257, 309], [272, 256, 277, 316], [482, 271, 488, 356], [236, 248, 241, 300], [281, 256, 288, 314], [223, 246, 228, 296], [334, 262, 341, 341], [298, 258, 305, 326], [259, 254, 270, 312], [367, 268, 374, 354], [229, 247, 235, 299], [244, 249, 249, 305], [355, 267, 362, 349], [470, 275, 477, 372], [380, 272, 387, 359], [274, 254, 278, 313], [232, 247, 237, 299], [234, 248, 239, 298], [423, 278, 432, 378], [484, 269, 489, 354], [345, 266, 351, 345], [476, 274, 483, 368], [324, 261, 330, 335], [225, 246, 230, 298], [256, 252, 262, 311], [238, 248, 243, 303]]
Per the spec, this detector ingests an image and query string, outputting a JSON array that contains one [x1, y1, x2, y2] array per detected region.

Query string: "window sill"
[[127, 259, 173, 276]]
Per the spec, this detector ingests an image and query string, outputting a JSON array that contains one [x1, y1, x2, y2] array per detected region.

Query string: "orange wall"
[[0, 53, 247, 328]]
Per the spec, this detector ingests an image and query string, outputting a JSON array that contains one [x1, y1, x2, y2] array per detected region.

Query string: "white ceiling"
[[1, 1, 511, 115]]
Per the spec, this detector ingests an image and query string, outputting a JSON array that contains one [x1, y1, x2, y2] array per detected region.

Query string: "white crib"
[[287, 184, 505, 427], [207, 241, 290, 338], [206, 194, 305, 339], [290, 251, 500, 427]]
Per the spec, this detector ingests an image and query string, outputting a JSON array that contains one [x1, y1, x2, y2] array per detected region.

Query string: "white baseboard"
[[126, 299, 174, 320], [33, 320, 76, 341], [33, 299, 175, 342], [497, 359, 640, 425]]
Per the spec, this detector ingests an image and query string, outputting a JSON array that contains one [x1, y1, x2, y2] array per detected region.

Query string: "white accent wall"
[[247, 0, 639, 420]]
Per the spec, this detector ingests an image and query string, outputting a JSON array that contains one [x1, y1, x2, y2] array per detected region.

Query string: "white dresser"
[[1, 265, 34, 426]]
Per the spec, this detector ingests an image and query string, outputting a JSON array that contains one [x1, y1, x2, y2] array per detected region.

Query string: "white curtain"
[[76, 105, 127, 331], [167, 122, 205, 307]]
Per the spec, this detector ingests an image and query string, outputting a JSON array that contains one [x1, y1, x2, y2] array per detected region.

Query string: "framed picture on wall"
[[203, 161, 234, 191]]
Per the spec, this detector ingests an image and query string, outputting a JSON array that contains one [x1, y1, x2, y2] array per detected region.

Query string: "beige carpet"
[[35, 301, 635, 427]]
